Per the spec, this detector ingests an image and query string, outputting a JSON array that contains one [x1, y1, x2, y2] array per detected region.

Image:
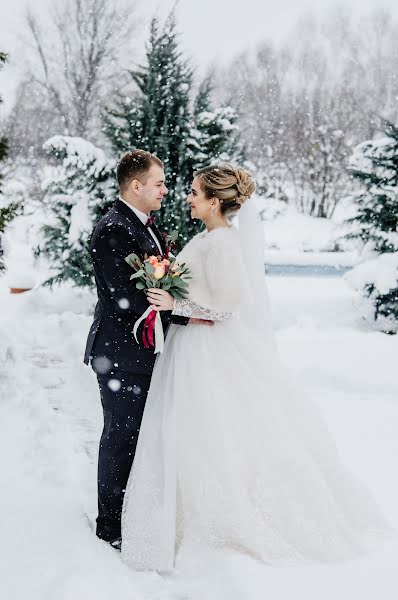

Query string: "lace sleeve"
[[172, 298, 234, 321]]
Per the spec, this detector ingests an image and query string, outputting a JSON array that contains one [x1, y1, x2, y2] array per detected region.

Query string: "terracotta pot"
[[9, 287, 32, 294]]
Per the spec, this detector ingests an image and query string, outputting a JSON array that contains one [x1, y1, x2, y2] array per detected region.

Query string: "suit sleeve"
[[170, 313, 189, 326], [91, 223, 149, 317]]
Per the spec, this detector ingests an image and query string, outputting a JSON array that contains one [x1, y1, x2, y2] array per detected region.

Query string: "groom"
[[84, 149, 209, 549]]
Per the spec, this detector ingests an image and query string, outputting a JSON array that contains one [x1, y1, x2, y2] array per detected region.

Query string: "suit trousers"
[[95, 369, 151, 542]]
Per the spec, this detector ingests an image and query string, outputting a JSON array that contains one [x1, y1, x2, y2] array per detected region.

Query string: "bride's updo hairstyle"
[[194, 164, 256, 215]]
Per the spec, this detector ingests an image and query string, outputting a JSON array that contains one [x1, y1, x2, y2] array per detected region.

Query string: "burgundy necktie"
[[146, 214, 156, 228]]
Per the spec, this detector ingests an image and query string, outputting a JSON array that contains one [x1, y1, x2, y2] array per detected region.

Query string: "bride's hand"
[[147, 288, 174, 311]]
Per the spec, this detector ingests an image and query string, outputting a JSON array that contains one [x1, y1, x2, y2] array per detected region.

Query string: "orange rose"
[[153, 263, 166, 280], [148, 255, 159, 266]]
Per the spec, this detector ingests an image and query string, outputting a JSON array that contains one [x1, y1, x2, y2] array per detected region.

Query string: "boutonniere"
[[159, 229, 177, 258]]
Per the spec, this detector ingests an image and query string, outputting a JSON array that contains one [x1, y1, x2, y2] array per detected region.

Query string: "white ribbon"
[[133, 306, 165, 354], [153, 310, 164, 354]]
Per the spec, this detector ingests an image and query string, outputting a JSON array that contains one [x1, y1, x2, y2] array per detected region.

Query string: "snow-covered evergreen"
[[28, 16, 246, 287], [37, 136, 116, 287], [0, 51, 7, 197], [0, 201, 20, 273], [0, 51, 22, 273], [188, 77, 243, 170], [103, 15, 196, 244], [103, 15, 243, 247], [345, 120, 398, 332]]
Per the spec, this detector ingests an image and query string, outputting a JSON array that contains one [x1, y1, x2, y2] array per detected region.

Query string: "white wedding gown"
[[121, 214, 391, 572]]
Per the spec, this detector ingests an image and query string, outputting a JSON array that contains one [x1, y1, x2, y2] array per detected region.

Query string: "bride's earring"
[[211, 205, 215, 216]]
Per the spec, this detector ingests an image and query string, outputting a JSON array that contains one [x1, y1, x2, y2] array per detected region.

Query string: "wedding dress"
[[121, 203, 391, 572]]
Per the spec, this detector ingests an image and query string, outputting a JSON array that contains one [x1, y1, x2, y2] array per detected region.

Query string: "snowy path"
[[1, 277, 398, 599]]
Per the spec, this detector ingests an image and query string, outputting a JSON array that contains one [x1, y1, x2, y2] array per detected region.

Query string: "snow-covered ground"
[[1, 270, 398, 600], [263, 206, 341, 254]]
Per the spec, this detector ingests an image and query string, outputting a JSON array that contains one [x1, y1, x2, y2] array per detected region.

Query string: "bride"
[[121, 163, 391, 571]]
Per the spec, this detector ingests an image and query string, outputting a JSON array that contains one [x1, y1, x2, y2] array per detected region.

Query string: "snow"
[[68, 196, 93, 247], [1, 271, 398, 599], [108, 378, 122, 392], [2, 213, 41, 289], [258, 199, 348, 254], [43, 136, 111, 177], [345, 253, 398, 332], [349, 136, 398, 183], [347, 253, 398, 296], [196, 107, 237, 131]]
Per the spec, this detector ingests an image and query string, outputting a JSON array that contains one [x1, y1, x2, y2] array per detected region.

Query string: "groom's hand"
[[188, 318, 214, 326]]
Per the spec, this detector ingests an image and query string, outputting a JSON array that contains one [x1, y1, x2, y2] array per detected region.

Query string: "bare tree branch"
[[21, 0, 141, 139]]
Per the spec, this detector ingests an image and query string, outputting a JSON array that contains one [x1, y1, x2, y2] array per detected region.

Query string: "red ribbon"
[[142, 309, 157, 348]]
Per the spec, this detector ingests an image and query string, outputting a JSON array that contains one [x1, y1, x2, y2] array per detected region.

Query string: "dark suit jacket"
[[84, 198, 188, 374]]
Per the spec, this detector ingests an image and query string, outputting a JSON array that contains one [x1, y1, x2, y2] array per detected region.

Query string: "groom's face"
[[137, 164, 168, 213]]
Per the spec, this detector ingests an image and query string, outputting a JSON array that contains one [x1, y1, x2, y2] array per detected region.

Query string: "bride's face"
[[187, 177, 216, 221]]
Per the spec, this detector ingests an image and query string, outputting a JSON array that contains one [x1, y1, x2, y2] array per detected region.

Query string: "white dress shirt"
[[119, 197, 162, 255]]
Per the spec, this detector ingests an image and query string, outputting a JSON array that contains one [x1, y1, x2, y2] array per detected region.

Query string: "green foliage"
[[37, 15, 245, 288], [0, 201, 21, 272], [366, 281, 398, 328], [0, 51, 18, 273], [124, 250, 191, 297], [188, 76, 244, 172], [103, 14, 243, 248], [345, 119, 398, 330], [345, 119, 398, 253], [0, 51, 9, 196], [103, 15, 194, 244], [0, 202, 20, 232], [37, 136, 117, 287]]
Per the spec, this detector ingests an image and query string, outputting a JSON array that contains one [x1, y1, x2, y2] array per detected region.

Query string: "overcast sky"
[[145, 0, 398, 68], [1, 0, 397, 111]]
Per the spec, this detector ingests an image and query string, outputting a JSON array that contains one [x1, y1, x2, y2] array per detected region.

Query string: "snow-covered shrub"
[[347, 253, 398, 333], [36, 135, 116, 287], [344, 120, 398, 332], [189, 106, 242, 170], [0, 199, 21, 273], [0, 51, 19, 273], [345, 126, 398, 253]]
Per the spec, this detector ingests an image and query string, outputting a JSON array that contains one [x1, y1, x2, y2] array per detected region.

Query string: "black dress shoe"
[[108, 537, 122, 551]]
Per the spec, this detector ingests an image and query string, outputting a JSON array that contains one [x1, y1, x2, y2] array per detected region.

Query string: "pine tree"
[[346, 119, 398, 252], [0, 52, 7, 197], [0, 202, 20, 273], [103, 15, 244, 247], [36, 136, 116, 286], [345, 119, 398, 331], [188, 76, 244, 172], [0, 52, 20, 273], [103, 15, 196, 245]]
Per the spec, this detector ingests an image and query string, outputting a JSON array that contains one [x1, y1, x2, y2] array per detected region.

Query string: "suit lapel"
[[113, 198, 163, 257], [150, 222, 166, 254]]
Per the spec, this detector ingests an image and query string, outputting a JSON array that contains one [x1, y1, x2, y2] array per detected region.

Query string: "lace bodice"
[[171, 227, 253, 321]]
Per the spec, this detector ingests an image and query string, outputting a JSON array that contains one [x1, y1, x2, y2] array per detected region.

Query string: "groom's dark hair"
[[117, 149, 163, 191]]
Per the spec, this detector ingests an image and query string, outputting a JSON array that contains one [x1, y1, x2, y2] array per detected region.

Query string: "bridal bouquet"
[[125, 230, 191, 353]]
